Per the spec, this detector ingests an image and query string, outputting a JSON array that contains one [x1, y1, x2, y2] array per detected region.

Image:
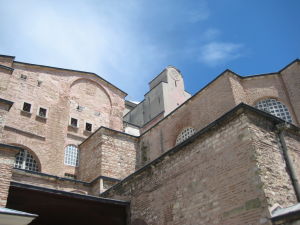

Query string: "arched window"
[[14, 149, 39, 172], [64, 145, 79, 166], [176, 127, 195, 145], [255, 98, 292, 123]]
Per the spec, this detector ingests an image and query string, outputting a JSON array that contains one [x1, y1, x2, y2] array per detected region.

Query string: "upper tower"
[[123, 66, 191, 130]]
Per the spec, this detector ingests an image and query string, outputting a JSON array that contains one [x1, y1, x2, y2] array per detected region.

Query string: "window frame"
[[69, 117, 79, 128], [22, 102, 32, 113], [255, 98, 293, 123], [85, 122, 93, 132], [14, 149, 39, 172], [64, 145, 79, 167], [176, 127, 195, 145], [37, 106, 48, 118]]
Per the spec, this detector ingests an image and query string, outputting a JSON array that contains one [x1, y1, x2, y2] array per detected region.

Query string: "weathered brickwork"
[[11, 168, 120, 196], [283, 132, 300, 178], [12, 169, 90, 194], [247, 114, 298, 208], [0, 146, 18, 207], [0, 57, 126, 177], [78, 127, 138, 182], [103, 112, 290, 225]]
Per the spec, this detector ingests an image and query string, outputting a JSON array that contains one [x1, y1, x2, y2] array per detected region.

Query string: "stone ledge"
[[4, 126, 46, 141]]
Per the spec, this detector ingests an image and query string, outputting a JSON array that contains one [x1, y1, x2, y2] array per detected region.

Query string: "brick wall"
[[137, 63, 300, 169], [12, 169, 91, 194], [138, 72, 237, 167], [104, 111, 286, 225], [78, 127, 138, 182], [0, 146, 18, 207], [0, 59, 126, 177]]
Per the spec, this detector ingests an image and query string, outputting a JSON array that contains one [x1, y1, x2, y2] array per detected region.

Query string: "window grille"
[[64, 145, 79, 166], [255, 98, 292, 123], [14, 149, 39, 172], [176, 127, 195, 145]]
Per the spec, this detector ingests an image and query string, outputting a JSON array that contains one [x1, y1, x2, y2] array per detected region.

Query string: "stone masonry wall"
[[79, 128, 138, 182], [283, 131, 300, 191], [247, 114, 298, 208], [103, 113, 275, 225]]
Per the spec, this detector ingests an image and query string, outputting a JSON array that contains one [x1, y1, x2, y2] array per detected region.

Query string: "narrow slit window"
[[23, 102, 31, 113], [85, 123, 92, 132], [38, 107, 47, 118], [70, 118, 78, 127]]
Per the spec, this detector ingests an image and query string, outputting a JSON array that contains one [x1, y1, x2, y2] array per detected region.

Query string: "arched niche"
[[254, 97, 293, 123], [70, 78, 112, 106], [8, 143, 42, 172], [69, 78, 113, 126]]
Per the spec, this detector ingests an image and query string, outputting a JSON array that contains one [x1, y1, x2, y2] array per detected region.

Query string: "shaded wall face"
[[281, 62, 300, 125], [0, 64, 125, 177], [103, 114, 273, 225]]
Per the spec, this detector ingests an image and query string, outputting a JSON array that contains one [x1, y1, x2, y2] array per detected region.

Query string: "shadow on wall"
[[132, 219, 148, 225]]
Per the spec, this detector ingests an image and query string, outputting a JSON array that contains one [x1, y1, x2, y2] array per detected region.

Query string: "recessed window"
[[38, 107, 47, 118], [22, 102, 31, 113], [14, 149, 39, 172], [85, 122, 92, 132], [176, 127, 195, 145], [70, 118, 78, 127], [255, 98, 293, 123], [64, 145, 79, 167], [20, 74, 27, 80]]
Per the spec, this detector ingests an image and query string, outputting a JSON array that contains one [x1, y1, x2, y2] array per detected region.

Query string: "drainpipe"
[[276, 123, 300, 202]]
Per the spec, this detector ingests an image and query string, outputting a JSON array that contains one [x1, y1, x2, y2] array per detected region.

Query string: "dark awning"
[[7, 182, 129, 225]]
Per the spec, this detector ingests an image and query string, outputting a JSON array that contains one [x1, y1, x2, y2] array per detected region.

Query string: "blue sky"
[[0, 0, 299, 101]]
